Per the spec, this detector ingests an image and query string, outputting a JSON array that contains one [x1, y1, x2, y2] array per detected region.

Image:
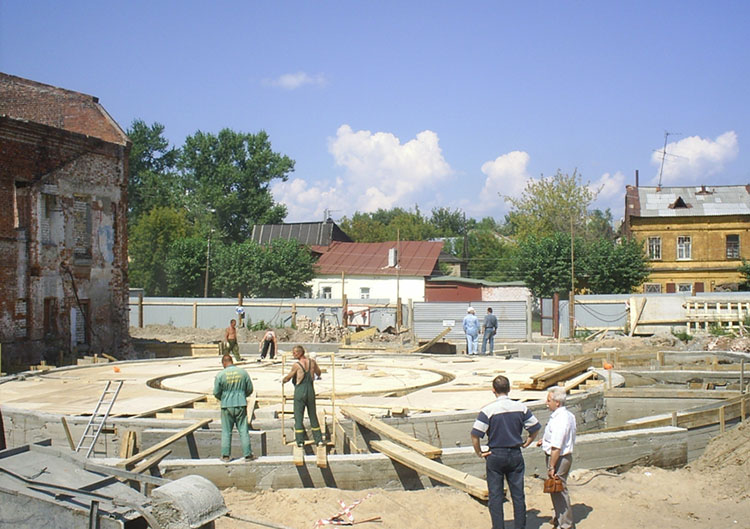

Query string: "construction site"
[[2, 321, 750, 529]]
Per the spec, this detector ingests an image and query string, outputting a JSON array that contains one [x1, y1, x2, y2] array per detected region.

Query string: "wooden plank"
[[408, 327, 451, 354], [119, 430, 136, 459], [525, 357, 592, 390], [604, 388, 741, 399], [340, 405, 442, 459], [293, 445, 304, 466], [118, 418, 211, 469], [562, 371, 595, 392], [130, 449, 171, 475], [316, 444, 328, 468], [60, 417, 75, 451], [629, 298, 647, 337], [593, 394, 750, 433], [343, 327, 378, 344], [371, 440, 488, 500]]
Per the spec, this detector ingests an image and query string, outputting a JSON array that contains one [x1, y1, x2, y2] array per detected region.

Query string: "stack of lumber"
[[517, 357, 592, 390]]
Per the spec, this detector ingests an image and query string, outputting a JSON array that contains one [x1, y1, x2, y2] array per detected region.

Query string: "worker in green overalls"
[[282, 345, 324, 446]]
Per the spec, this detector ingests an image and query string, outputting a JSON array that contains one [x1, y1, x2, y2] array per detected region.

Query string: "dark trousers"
[[486, 447, 526, 529], [260, 340, 275, 359]]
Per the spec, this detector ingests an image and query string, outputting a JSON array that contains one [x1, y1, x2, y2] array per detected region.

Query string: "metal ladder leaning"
[[76, 380, 123, 458]]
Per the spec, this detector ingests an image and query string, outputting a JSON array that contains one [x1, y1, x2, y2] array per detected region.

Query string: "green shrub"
[[671, 328, 693, 343], [709, 323, 727, 336]]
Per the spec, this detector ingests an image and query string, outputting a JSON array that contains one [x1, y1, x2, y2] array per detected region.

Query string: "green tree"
[[179, 129, 294, 242], [129, 207, 195, 295], [126, 120, 179, 225], [578, 237, 650, 293], [466, 230, 515, 281], [165, 237, 211, 297], [430, 207, 469, 236], [339, 206, 435, 242], [514, 232, 579, 298], [503, 169, 598, 239], [737, 259, 750, 290], [213, 239, 314, 298], [585, 209, 615, 241], [514, 233, 650, 297]]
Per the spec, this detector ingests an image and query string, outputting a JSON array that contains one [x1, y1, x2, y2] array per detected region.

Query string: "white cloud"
[[265, 71, 327, 90], [649, 131, 738, 185], [468, 150, 533, 215], [590, 171, 627, 220], [328, 125, 453, 212], [273, 125, 453, 221]]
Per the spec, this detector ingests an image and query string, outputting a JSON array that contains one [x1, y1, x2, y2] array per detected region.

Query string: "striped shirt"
[[471, 395, 541, 448]]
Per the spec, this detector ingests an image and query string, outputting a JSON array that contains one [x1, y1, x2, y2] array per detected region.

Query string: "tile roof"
[[0, 72, 128, 145], [630, 185, 750, 217], [315, 241, 444, 276]]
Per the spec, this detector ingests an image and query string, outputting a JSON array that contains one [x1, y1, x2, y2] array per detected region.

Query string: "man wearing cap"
[[463, 307, 480, 355]]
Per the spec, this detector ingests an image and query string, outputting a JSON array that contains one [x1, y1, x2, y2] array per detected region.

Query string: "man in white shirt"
[[538, 386, 577, 529]]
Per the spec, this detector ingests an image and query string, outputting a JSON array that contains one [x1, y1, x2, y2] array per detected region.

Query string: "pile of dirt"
[[689, 420, 750, 499]]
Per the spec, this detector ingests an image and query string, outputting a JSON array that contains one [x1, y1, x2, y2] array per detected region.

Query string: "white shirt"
[[541, 406, 576, 456]]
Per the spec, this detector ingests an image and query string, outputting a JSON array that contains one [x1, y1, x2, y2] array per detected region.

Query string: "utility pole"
[[569, 215, 575, 337], [203, 230, 212, 298]]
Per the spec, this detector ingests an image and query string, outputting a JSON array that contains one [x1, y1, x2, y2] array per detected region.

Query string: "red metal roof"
[[315, 241, 444, 277]]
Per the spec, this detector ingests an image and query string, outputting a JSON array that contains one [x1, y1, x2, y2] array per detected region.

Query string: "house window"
[[677, 283, 693, 294], [648, 237, 662, 260], [726, 235, 740, 259], [73, 197, 92, 259], [72, 301, 90, 346], [644, 283, 662, 293], [321, 286, 332, 299], [677, 236, 691, 260], [360, 287, 370, 299]]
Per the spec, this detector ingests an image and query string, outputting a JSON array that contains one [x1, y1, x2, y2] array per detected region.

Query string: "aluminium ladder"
[[76, 380, 123, 458]]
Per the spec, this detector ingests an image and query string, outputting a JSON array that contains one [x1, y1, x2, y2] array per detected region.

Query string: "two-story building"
[[623, 184, 750, 293]]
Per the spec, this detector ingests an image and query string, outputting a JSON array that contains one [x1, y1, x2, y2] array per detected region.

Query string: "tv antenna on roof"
[[656, 131, 684, 188]]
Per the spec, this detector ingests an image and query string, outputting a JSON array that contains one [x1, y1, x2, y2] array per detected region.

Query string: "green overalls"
[[293, 360, 323, 446]]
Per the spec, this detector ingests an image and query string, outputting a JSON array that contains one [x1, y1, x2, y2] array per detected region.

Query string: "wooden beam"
[[371, 440, 488, 500], [130, 449, 171, 475], [342, 327, 378, 344], [60, 417, 75, 451], [604, 387, 741, 399], [118, 418, 211, 469], [409, 327, 451, 354], [340, 405, 442, 459], [119, 430, 136, 459], [521, 357, 592, 390], [562, 371, 596, 392], [629, 298, 647, 337]]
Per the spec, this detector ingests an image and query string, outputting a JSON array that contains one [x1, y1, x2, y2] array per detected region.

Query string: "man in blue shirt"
[[482, 307, 499, 355], [471, 375, 541, 529], [463, 307, 480, 355]]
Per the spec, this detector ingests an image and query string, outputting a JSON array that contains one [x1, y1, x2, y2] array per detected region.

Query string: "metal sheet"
[[413, 301, 528, 341]]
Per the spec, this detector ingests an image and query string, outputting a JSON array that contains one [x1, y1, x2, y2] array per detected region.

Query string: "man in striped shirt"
[[471, 375, 541, 529]]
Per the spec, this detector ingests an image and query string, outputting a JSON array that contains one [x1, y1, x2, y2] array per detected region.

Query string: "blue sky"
[[2, 1, 749, 224]]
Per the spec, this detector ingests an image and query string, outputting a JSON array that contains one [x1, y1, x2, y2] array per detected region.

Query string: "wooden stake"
[[293, 445, 304, 466], [61, 417, 75, 451], [719, 405, 726, 434]]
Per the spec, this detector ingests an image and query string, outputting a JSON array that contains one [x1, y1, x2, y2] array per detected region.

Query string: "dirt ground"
[[216, 422, 750, 529]]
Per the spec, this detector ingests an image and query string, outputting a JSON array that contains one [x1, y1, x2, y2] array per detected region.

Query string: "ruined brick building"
[[0, 73, 131, 369]]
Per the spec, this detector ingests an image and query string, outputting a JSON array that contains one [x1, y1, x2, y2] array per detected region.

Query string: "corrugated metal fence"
[[413, 300, 530, 342]]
